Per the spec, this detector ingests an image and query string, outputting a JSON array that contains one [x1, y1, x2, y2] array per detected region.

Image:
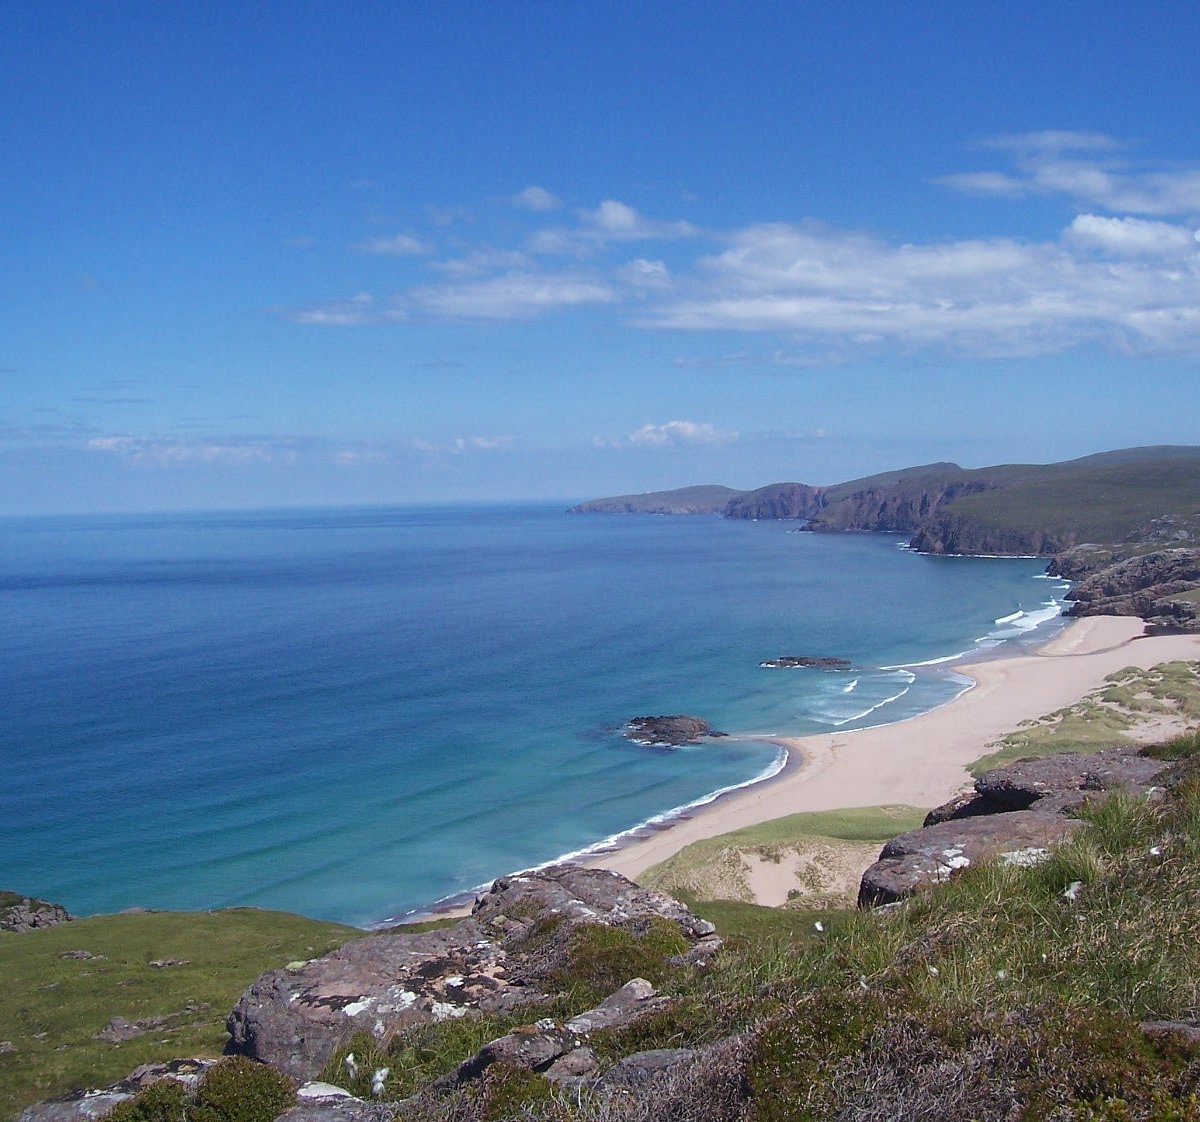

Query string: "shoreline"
[[575, 615, 1200, 885], [393, 615, 1200, 925]]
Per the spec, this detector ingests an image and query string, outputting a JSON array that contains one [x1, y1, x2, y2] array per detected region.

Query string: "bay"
[[0, 503, 1066, 926]]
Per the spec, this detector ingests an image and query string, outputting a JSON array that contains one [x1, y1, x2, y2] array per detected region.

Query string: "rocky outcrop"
[[17, 1060, 221, 1122], [227, 865, 719, 1082], [1061, 548, 1200, 631], [433, 978, 668, 1090], [1, 891, 73, 933], [759, 655, 851, 669], [625, 715, 724, 746], [859, 747, 1172, 906]]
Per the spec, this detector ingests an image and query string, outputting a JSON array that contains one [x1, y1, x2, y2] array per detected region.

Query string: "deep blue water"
[[0, 504, 1068, 926]]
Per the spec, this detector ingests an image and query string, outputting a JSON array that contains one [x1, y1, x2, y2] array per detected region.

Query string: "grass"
[[0, 908, 358, 1121]]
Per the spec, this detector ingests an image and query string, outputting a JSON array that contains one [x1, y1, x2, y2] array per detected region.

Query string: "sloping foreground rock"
[[859, 747, 1172, 906], [227, 865, 719, 1081], [18, 1060, 221, 1122]]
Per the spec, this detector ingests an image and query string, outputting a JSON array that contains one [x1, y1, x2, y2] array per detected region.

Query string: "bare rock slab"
[[227, 865, 716, 1082]]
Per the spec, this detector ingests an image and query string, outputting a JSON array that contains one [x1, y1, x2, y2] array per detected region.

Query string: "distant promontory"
[[570, 445, 1200, 559]]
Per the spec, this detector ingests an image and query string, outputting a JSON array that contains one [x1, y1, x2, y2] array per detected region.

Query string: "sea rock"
[[1, 892, 73, 933], [625, 715, 724, 746], [759, 655, 851, 669], [227, 865, 717, 1082], [863, 747, 1172, 906]]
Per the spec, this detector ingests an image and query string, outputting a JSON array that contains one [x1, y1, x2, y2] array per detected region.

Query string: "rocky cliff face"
[[1058, 547, 1200, 631], [0, 891, 73, 933], [723, 483, 826, 520], [908, 512, 1076, 556]]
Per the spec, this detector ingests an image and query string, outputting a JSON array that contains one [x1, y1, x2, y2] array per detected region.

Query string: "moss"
[[102, 1061, 294, 1122], [189, 1059, 294, 1122], [546, 918, 689, 1005], [475, 1064, 555, 1121], [102, 1080, 189, 1122]]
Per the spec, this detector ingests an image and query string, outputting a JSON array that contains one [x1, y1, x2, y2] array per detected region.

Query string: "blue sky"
[[4, 2, 1200, 513]]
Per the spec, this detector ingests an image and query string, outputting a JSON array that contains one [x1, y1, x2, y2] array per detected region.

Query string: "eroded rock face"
[[625, 715, 724, 746], [227, 866, 718, 1082], [860, 747, 1172, 907], [1059, 547, 1200, 631], [1, 892, 73, 933]]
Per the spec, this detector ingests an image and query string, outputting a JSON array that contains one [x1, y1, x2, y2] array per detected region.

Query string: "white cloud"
[[429, 249, 533, 278], [513, 185, 561, 212], [1066, 214, 1200, 257], [940, 131, 1200, 217], [529, 200, 697, 256], [410, 435, 515, 455], [354, 233, 431, 255], [641, 218, 1200, 356], [412, 271, 615, 320], [606, 420, 739, 448], [283, 293, 407, 326], [617, 258, 672, 288], [87, 435, 294, 466]]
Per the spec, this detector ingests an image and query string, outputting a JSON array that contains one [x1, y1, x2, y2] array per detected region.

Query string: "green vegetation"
[[104, 1058, 293, 1122], [971, 661, 1200, 774], [0, 908, 357, 1120]]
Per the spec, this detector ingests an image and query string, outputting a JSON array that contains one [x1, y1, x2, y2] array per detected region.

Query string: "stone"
[[227, 865, 717, 1082], [859, 809, 1083, 907], [596, 1048, 698, 1090], [436, 979, 668, 1090], [0, 893, 73, 933], [543, 1046, 600, 1083], [94, 1017, 145, 1043], [862, 747, 1172, 906]]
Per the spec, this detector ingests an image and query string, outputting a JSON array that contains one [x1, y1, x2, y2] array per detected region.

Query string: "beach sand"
[[580, 616, 1200, 886]]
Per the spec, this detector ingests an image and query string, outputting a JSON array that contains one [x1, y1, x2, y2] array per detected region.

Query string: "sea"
[[0, 503, 1071, 927]]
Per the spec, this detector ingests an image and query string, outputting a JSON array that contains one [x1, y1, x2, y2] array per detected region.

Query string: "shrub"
[[103, 1080, 189, 1122], [190, 1058, 295, 1122]]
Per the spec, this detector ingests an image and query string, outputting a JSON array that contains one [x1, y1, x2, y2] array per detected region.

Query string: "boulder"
[[864, 747, 1172, 906], [859, 810, 1083, 907], [227, 866, 717, 1082]]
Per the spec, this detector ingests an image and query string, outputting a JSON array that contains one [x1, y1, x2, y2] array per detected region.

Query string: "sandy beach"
[[580, 616, 1200, 885]]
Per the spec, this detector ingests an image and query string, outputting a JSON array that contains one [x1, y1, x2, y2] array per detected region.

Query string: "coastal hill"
[[570, 445, 1200, 557], [568, 484, 747, 515]]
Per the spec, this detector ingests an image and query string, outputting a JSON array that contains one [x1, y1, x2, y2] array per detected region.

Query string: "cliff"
[[574, 446, 1200, 562]]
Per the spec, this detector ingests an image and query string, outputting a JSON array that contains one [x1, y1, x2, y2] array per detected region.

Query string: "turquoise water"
[[0, 504, 1068, 926]]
